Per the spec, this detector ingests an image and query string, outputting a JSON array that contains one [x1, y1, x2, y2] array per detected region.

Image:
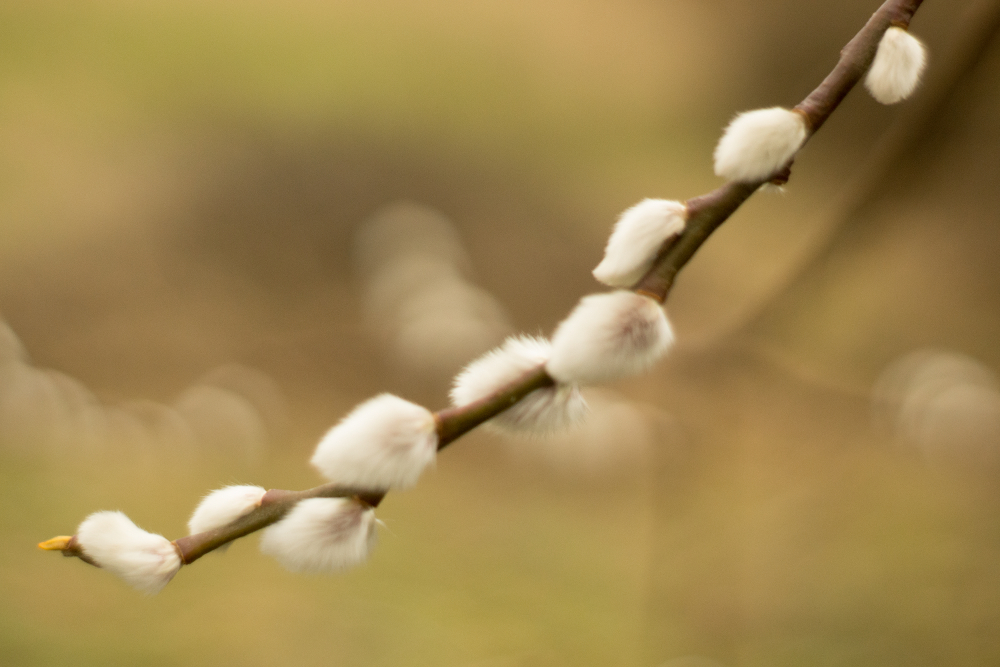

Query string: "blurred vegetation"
[[2, 0, 999, 665]]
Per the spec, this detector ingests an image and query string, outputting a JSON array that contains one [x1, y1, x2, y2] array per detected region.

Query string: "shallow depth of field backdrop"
[[2, 1, 1000, 665]]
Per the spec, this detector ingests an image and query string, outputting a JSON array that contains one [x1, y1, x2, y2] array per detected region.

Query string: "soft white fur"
[[450, 335, 587, 435], [77, 511, 181, 594], [713, 107, 807, 182], [259, 497, 377, 572], [546, 291, 674, 384], [188, 485, 266, 535], [311, 394, 437, 490], [865, 27, 927, 104], [592, 199, 688, 288]]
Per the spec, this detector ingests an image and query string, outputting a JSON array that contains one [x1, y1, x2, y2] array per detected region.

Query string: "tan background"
[[2, 1, 999, 665]]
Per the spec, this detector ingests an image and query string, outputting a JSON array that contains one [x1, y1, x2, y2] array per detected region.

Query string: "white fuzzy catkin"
[[713, 107, 807, 182], [76, 511, 181, 594], [187, 485, 267, 535], [451, 335, 587, 435], [259, 497, 377, 572], [310, 394, 437, 490], [865, 26, 927, 104], [592, 199, 688, 288], [546, 291, 674, 384]]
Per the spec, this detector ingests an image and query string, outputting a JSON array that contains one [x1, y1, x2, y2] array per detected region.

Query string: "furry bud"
[[593, 199, 687, 288], [865, 26, 927, 104], [451, 335, 587, 435], [76, 511, 181, 594], [311, 394, 437, 491], [546, 291, 674, 384], [259, 497, 377, 572], [713, 107, 807, 183], [188, 485, 267, 536]]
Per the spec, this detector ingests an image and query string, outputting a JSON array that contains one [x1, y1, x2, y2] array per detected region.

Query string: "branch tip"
[[38, 536, 73, 551]]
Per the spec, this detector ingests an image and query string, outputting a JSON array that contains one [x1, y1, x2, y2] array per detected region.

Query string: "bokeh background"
[[2, 0, 1000, 665]]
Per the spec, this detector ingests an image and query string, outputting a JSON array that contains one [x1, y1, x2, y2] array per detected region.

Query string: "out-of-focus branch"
[[41, 0, 928, 575]]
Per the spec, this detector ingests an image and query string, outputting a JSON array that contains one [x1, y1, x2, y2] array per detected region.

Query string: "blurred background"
[[2, 0, 999, 665]]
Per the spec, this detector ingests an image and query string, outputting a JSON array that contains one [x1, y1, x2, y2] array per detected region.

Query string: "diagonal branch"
[[40, 0, 927, 576]]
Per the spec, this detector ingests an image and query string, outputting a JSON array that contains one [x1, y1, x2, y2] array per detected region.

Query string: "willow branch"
[[41, 0, 927, 572], [41, 366, 557, 566]]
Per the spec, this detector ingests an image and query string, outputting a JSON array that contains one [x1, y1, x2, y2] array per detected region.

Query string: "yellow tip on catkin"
[[38, 536, 73, 551]]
